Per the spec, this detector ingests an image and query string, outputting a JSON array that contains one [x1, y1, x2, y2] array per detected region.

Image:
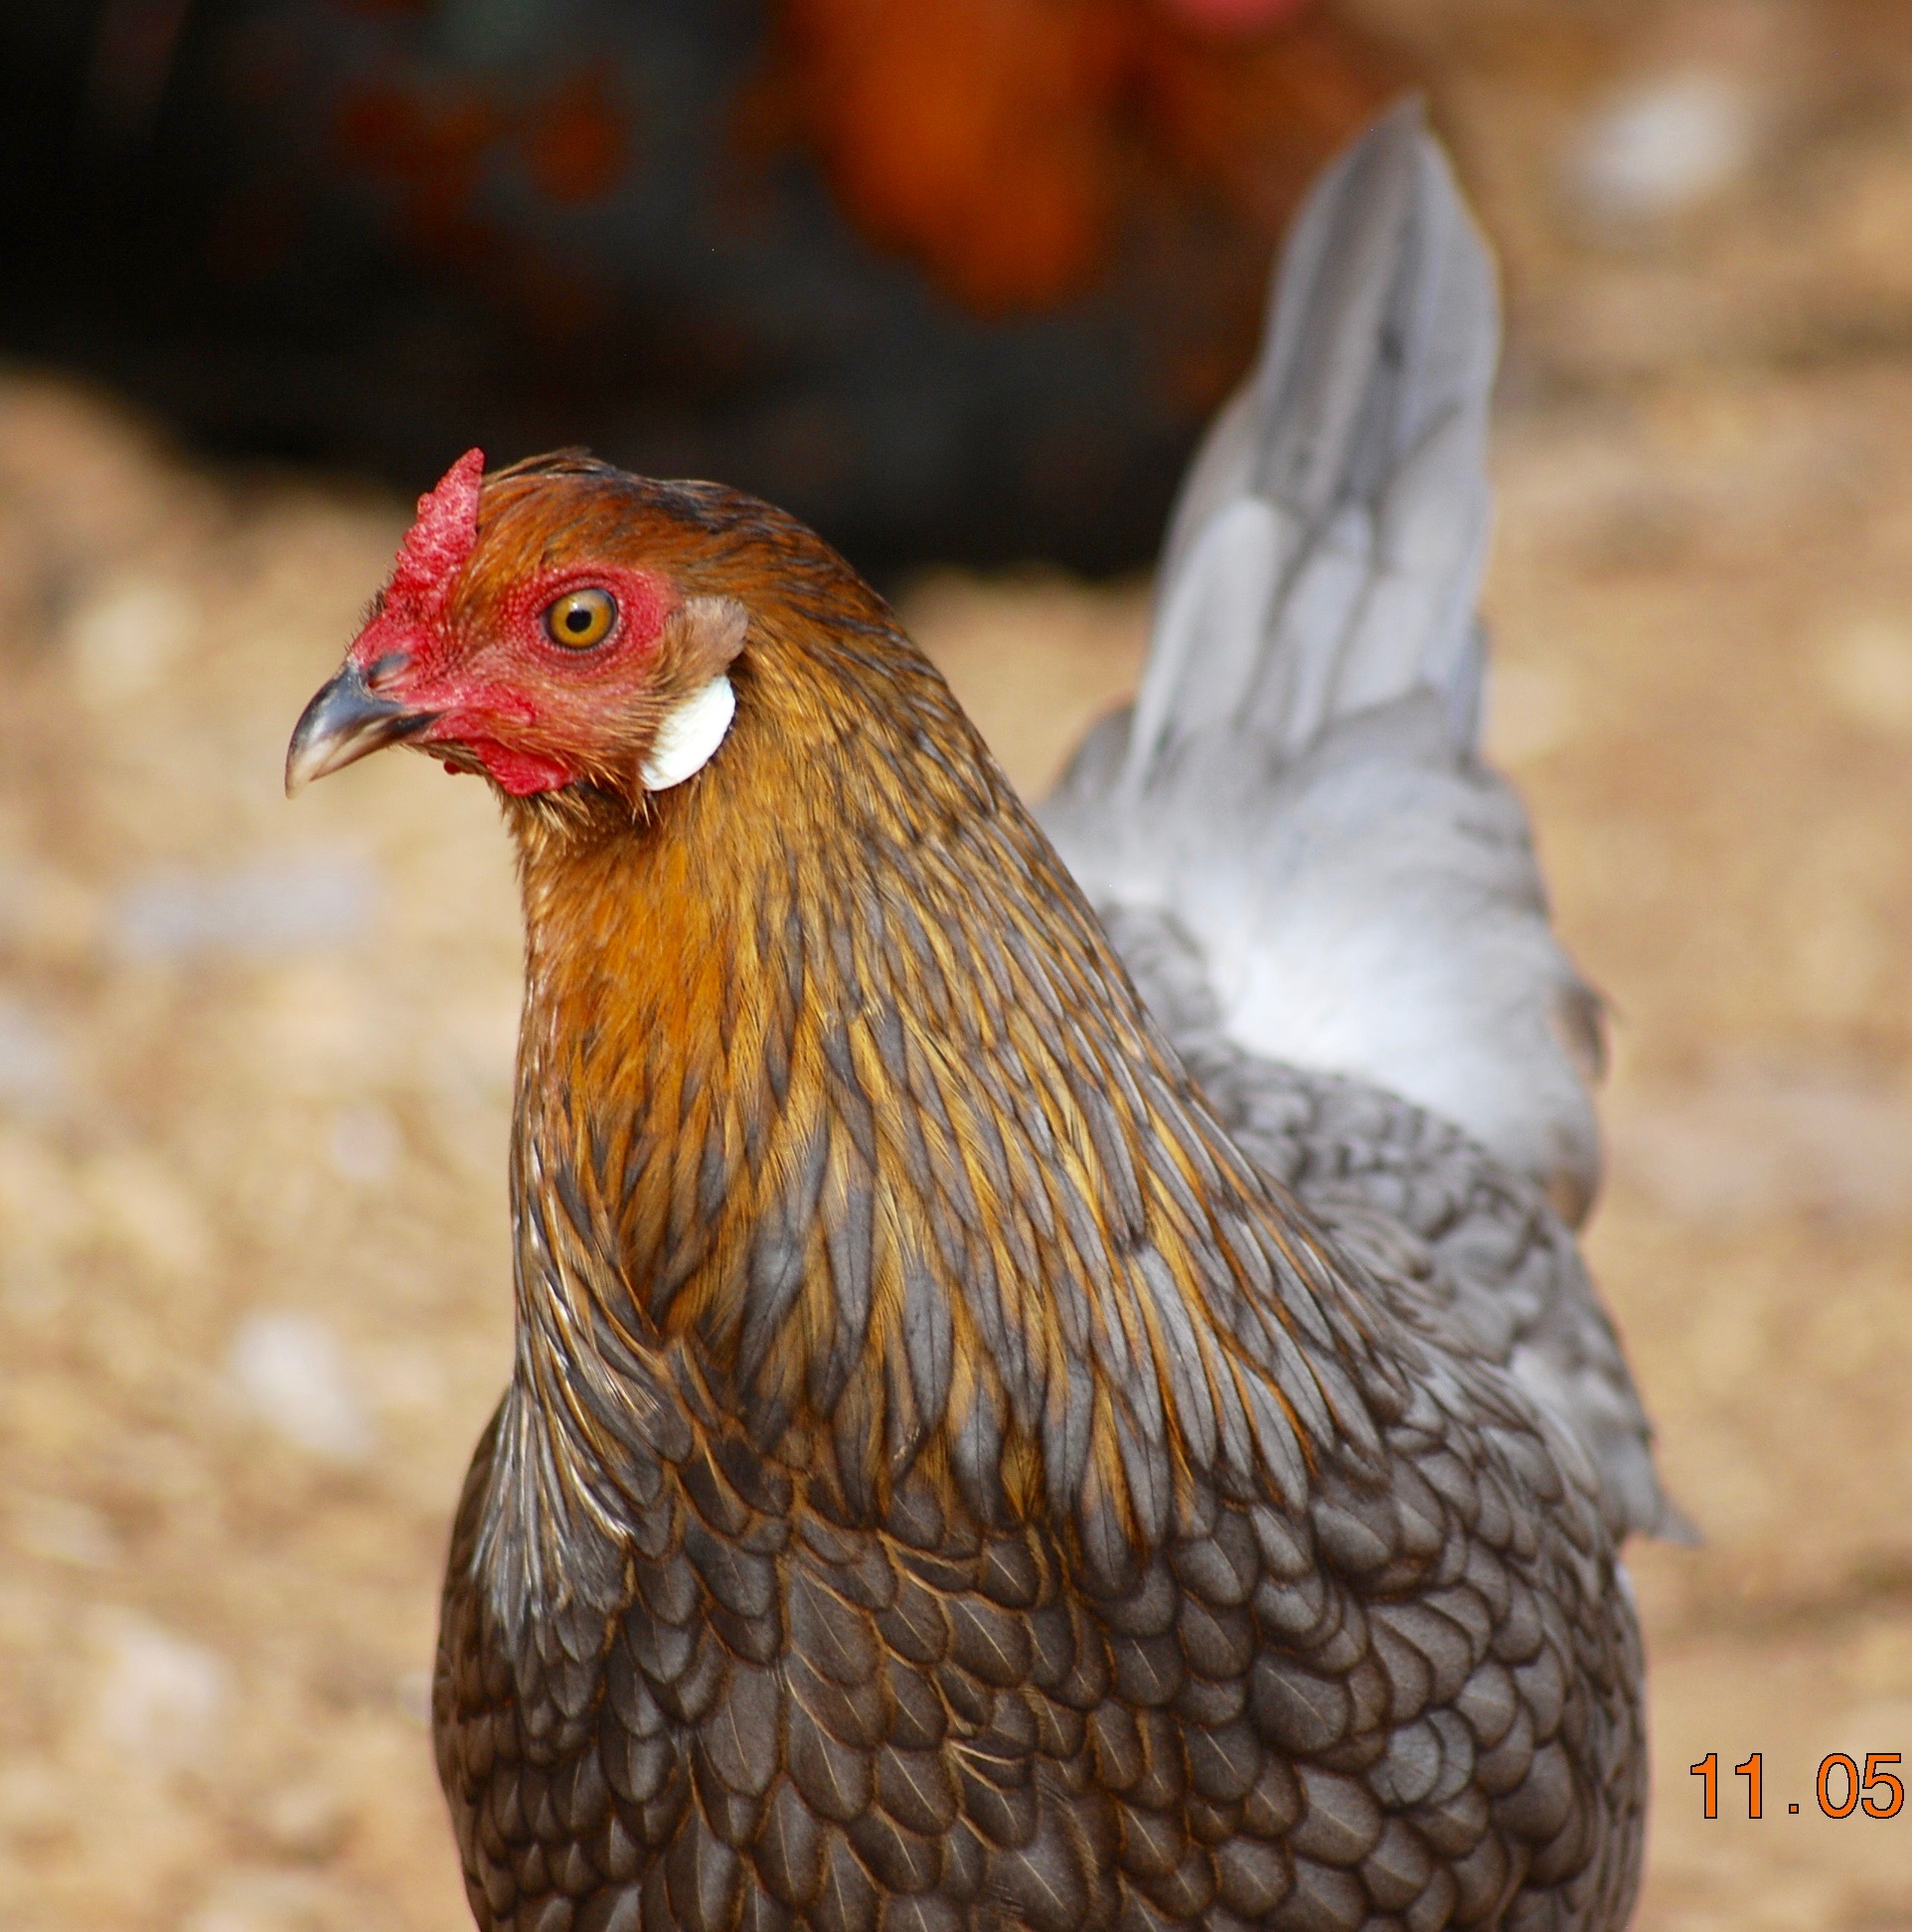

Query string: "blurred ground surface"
[[5, 2, 1912, 1927]]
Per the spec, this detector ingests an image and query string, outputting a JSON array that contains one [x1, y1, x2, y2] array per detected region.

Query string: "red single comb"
[[388, 447, 485, 619]]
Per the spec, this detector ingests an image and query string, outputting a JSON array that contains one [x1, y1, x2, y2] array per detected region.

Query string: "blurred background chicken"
[[5, 2, 1912, 1929], [0, 0, 1394, 570]]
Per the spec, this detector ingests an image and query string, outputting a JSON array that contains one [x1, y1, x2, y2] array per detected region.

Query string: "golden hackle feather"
[[471, 462, 1406, 1592]]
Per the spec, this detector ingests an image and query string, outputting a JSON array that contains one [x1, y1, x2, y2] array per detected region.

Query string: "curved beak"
[[285, 662, 435, 796]]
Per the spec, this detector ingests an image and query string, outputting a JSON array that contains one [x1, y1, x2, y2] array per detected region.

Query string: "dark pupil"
[[564, 603, 592, 633]]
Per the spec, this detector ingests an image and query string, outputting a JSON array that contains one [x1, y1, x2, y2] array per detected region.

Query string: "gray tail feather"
[[1122, 97, 1497, 791]]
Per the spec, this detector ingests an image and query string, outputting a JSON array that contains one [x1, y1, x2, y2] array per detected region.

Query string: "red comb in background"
[[1165, 0, 1314, 31], [772, 0, 1386, 318]]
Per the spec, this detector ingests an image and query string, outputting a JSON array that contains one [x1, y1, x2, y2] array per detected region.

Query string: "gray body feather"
[[1044, 102, 1681, 1541]]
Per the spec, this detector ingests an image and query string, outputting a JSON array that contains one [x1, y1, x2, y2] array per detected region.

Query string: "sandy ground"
[[5, 4, 1912, 1926]]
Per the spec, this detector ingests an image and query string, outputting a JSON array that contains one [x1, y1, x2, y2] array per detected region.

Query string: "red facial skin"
[[344, 450, 677, 796]]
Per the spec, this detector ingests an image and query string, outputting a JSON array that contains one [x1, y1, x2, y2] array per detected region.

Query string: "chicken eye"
[[544, 587, 617, 649]]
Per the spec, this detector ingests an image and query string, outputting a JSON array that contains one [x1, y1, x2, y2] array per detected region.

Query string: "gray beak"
[[285, 662, 434, 795]]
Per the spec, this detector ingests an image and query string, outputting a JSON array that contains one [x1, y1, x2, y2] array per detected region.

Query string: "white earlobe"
[[640, 675, 735, 791]]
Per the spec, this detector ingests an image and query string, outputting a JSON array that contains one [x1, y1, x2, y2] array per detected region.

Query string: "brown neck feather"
[[501, 569, 1395, 1575]]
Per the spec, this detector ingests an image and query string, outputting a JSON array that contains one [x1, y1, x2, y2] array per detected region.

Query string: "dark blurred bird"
[[0, 0, 1398, 570], [287, 105, 1667, 1932]]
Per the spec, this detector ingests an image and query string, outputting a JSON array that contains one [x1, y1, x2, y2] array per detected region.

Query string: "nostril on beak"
[[285, 661, 436, 796], [365, 651, 411, 691]]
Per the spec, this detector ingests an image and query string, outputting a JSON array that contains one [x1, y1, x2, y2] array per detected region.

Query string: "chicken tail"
[[1129, 95, 1493, 776], [1044, 98, 1607, 1223]]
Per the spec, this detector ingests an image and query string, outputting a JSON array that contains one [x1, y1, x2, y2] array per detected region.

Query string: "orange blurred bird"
[[288, 108, 1670, 1932]]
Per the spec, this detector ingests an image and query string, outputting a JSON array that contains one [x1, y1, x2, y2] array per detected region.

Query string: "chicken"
[[285, 103, 1662, 1932], [771, 0, 1391, 311]]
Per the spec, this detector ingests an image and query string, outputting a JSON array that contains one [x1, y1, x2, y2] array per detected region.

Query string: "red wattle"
[[466, 739, 576, 795]]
